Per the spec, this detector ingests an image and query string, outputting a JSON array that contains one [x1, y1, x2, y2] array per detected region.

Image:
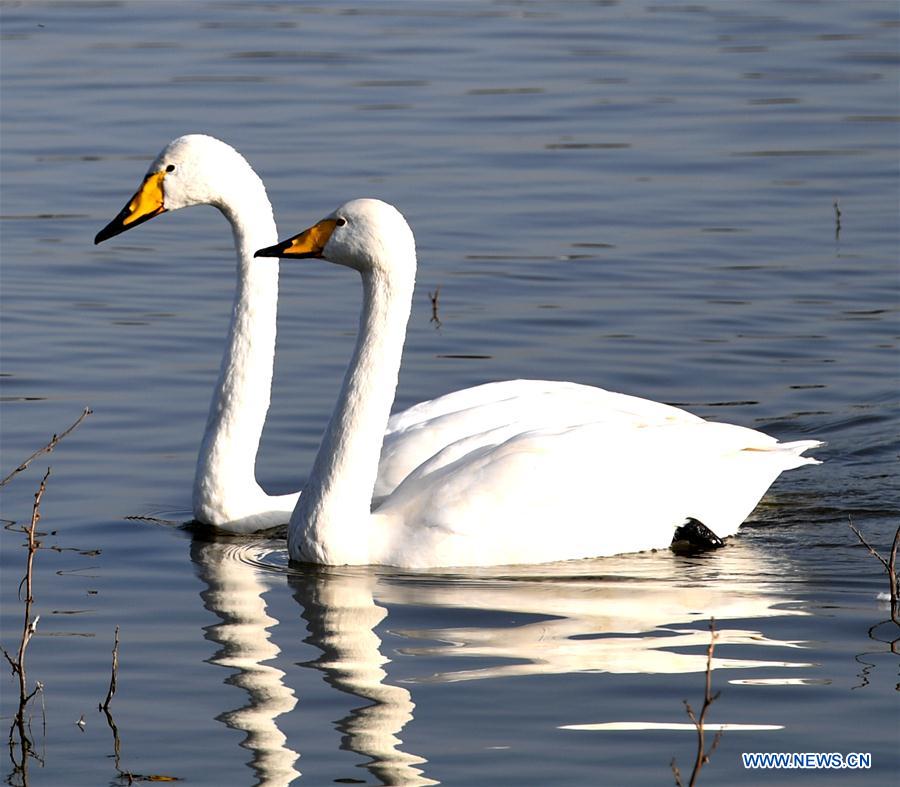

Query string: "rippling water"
[[1, 1, 898, 785]]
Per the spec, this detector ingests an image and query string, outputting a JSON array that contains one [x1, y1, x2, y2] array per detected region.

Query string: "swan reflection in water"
[[290, 567, 438, 786], [190, 534, 300, 787], [379, 546, 810, 683], [190, 531, 434, 787], [190, 532, 809, 786]]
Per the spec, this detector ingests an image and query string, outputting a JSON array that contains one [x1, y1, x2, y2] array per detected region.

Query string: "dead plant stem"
[[0, 407, 91, 488], [672, 618, 721, 787], [102, 626, 120, 711], [849, 518, 900, 626]]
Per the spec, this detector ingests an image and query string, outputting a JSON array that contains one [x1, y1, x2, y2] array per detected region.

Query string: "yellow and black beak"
[[254, 218, 339, 259], [94, 171, 167, 244]]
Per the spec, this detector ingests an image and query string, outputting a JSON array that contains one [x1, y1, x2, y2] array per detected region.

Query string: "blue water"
[[1, 1, 898, 785]]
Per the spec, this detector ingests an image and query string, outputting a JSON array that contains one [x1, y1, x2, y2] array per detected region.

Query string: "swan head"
[[94, 134, 263, 244], [254, 198, 416, 275]]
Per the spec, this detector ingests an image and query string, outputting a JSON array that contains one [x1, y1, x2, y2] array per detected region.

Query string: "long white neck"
[[290, 265, 414, 564], [192, 180, 280, 524]]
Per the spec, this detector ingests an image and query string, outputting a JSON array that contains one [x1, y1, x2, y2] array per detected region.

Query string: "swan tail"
[[684, 437, 823, 542], [748, 439, 824, 470]]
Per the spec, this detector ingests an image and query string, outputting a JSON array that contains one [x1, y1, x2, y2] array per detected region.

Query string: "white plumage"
[[95, 136, 622, 531], [257, 198, 820, 568]]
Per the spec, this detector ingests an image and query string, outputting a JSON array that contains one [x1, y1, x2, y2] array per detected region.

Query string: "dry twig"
[[98, 631, 181, 783], [428, 286, 442, 327], [672, 618, 721, 787], [3, 468, 51, 773], [103, 626, 120, 711], [1, 407, 92, 487], [849, 518, 900, 627], [3, 410, 91, 776]]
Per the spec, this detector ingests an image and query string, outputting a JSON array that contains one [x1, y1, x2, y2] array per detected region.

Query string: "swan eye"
[[165, 164, 176, 173], [335, 217, 346, 227]]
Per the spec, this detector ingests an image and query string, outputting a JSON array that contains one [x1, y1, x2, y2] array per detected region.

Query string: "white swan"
[[256, 198, 821, 568], [93, 135, 616, 532], [95, 135, 294, 530]]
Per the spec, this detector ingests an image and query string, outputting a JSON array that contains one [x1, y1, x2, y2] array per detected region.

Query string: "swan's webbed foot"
[[671, 518, 725, 554]]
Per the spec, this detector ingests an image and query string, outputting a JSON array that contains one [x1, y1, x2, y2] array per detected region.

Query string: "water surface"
[[1, 1, 898, 785]]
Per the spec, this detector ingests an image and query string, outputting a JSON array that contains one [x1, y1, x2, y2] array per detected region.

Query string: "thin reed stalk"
[[672, 618, 721, 787]]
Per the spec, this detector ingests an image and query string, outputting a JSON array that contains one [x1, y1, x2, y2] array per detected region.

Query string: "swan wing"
[[372, 420, 820, 568], [375, 380, 701, 497]]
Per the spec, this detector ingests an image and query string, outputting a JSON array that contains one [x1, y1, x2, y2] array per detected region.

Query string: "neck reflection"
[[191, 534, 300, 787], [290, 566, 436, 787]]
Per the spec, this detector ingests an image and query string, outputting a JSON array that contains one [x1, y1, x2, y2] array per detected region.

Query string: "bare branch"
[[7, 468, 51, 773], [889, 525, 900, 627], [5, 414, 97, 777], [2, 647, 19, 674], [672, 618, 720, 787], [849, 518, 900, 626], [671, 757, 684, 787], [428, 286, 442, 327], [1, 407, 92, 488], [102, 626, 120, 711], [849, 522, 890, 572]]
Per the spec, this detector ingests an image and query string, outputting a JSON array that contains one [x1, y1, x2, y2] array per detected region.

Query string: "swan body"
[[257, 199, 820, 568], [94, 136, 622, 531]]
